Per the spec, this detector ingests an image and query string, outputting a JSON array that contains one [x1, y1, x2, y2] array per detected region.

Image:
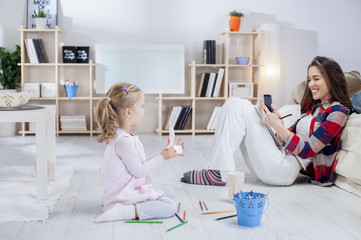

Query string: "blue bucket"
[[64, 85, 78, 98], [233, 191, 269, 227]]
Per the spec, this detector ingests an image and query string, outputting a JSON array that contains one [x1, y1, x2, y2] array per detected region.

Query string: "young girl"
[[94, 82, 183, 222], [182, 56, 351, 187]]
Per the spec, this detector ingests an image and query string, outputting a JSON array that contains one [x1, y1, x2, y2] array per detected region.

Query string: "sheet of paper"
[[167, 120, 182, 154]]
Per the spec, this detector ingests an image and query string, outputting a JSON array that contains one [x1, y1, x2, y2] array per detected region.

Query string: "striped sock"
[[181, 170, 225, 186]]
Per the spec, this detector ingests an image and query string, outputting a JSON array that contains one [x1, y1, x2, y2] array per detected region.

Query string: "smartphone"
[[264, 94, 273, 112]]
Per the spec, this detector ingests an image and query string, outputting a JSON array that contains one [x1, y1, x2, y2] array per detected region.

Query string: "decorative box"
[[62, 46, 77, 63], [76, 46, 89, 63], [41, 83, 56, 98], [229, 82, 254, 98], [24, 83, 41, 98]]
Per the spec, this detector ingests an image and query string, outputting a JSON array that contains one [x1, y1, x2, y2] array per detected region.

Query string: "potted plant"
[[35, 9, 47, 29], [229, 10, 244, 32], [64, 79, 79, 98], [0, 45, 21, 90], [0, 45, 21, 136]]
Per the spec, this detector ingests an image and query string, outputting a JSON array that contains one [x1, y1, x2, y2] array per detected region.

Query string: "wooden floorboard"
[[0, 134, 361, 240]]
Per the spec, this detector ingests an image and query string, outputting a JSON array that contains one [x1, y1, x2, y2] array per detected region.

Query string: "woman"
[[181, 56, 352, 187]]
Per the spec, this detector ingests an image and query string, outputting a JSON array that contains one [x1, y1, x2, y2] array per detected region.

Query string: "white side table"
[[0, 105, 56, 199]]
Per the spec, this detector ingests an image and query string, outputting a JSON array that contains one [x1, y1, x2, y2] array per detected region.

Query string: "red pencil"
[[183, 210, 186, 221]]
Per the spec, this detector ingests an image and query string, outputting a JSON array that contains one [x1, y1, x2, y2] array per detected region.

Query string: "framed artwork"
[[27, 0, 58, 29]]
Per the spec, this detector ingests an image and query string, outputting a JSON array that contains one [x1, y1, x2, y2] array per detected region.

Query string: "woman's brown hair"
[[95, 82, 142, 144], [300, 56, 352, 113]]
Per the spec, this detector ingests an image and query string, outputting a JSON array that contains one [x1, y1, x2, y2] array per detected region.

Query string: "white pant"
[[204, 98, 300, 186], [135, 185, 177, 220]]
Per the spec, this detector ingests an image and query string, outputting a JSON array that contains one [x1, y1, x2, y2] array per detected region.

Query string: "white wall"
[[1, 0, 361, 132]]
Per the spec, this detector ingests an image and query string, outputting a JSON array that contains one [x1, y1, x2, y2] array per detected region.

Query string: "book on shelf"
[[206, 106, 221, 130], [174, 106, 188, 130], [197, 73, 205, 97], [25, 39, 37, 64], [60, 115, 87, 131], [179, 106, 192, 130], [165, 106, 177, 130], [197, 68, 224, 98], [33, 39, 44, 63], [24, 38, 48, 64], [170, 106, 183, 129], [199, 73, 210, 97], [175, 106, 192, 130], [39, 39, 49, 63], [211, 106, 222, 130], [212, 68, 224, 97], [165, 105, 192, 130], [205, 73, 216, 97]]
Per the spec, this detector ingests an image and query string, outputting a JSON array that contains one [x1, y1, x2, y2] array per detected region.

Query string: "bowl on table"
[[0, 91, 31, 109]]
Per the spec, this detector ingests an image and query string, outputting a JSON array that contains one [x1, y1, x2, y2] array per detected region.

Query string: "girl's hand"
[[160, 138, 184, 160]]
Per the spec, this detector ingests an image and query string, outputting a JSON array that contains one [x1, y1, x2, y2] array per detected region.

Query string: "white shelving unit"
[[18, 25, 102, 136]]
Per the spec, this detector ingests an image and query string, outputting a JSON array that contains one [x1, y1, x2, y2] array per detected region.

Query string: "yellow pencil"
[[202, 201, 208, 210], [263, 192, 269, 198], [201, 210, 234, 215]]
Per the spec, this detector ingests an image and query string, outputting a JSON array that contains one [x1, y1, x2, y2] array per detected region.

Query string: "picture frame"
[[229, 82, 254, 98], [27, 0, 58, 29]]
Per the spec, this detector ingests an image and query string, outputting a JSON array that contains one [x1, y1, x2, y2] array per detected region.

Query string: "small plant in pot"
[[64, 79, 79, 98], [35, 9, 47, 29], [0, 45, 21, 90], [229, 10, 244, 32], [0, 45, 21, 136]]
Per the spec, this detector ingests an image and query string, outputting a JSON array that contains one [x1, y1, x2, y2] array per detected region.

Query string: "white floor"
[[0, 134, 361, 240]]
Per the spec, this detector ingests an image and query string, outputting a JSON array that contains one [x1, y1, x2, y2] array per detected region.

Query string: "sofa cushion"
[[351, 91, 361, 114], [334, 113, 361, 196]]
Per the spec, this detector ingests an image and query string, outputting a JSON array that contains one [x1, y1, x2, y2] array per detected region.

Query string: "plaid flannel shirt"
[[284, 99, 349, 186]]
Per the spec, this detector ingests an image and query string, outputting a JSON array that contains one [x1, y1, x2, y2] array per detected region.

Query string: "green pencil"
[[125, 220, 163, 223], [166, 220, 188, 232], [215, 214, 237, 221]]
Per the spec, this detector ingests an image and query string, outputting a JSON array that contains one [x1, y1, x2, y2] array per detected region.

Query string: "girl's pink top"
[[100, 128, 165, 211]]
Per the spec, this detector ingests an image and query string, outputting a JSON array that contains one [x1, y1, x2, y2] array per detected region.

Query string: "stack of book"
[[60, 115, 87, 131], [165, 105, 192, 130], [24, 38, 49, 64], [197, 68, 224, 97], [206, 106, 221, 130]]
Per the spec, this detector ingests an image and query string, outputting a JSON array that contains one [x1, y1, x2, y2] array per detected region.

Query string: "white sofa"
[[280, 71, 361, 196]]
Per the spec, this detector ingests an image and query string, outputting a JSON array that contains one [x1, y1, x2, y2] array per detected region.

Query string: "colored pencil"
[[199, 201, 203, 211], [175, 213, 183, 223], [183, 210, 186, 221], [177, 202, 181, 213], [125, 221, 163, 223], [203, 201, 208, 210], [263, 192, 269, 198], [215, 214, 237, 221], [166, 221, 188, 232], [201, 210, 234, 215]]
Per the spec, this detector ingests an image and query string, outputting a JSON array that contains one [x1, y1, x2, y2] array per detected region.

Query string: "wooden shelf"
[[156, 29, 262, 135], [57, 97, 91, 100], [18, 25, 101, 136]]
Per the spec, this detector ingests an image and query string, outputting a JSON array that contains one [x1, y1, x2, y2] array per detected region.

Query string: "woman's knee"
[[223, 98, 254, 113]]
